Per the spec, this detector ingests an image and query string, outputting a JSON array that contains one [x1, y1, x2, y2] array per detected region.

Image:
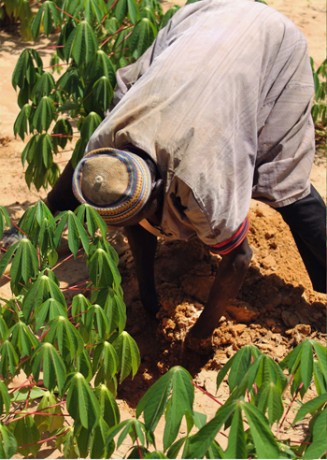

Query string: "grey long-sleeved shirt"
[[86, 0, 315, 252]]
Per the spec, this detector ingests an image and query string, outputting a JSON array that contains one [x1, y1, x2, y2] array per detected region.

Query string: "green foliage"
[[11, 0, 180, 190], [0, 0, 34, 40], [311, 58, 327, 127], [0, 205, 326, 459], [0, 202, 140, 458]]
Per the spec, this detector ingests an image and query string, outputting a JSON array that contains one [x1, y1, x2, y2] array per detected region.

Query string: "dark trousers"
[[276, 185, 326, 293], [47, 161, 327, 293]]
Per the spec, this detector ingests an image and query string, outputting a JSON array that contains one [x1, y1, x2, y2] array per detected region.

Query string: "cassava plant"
[[0, 202, 140, 458]]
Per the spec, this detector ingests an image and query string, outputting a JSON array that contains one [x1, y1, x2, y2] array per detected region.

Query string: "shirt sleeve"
[[207, 217, 249, 255]]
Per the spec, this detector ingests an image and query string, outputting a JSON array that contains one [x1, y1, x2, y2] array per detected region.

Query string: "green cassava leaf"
[[96, 384, 120, 427], [75, 203, 108, 238], [34, 391, 64, 433], [128, 17, 157, 59], [66, 372, 100, 429], [163, 366, 194, 450], [54, 210, 89, 257], [14, 103, 32, 140], [93, 340, 119, 385], [31, 72, 56, 103], [9, 238, 39, 293], [31, 0, 61, 38], [32, 342, 67, 393], [35, 298, 67, 331], [9, 320, 39, 358], [22, 273, 66, 323], [43, 315, 84, 362], [112, 331, 140, 384], [0, 340, 19, 377], [32, 96, 56, 132], [67, 20, 98, 66]]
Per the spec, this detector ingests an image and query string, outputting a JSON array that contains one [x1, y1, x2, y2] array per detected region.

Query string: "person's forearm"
[[190, 237, 252, 338], [124, 224, 159, 314], [46, 160, 79, 214]]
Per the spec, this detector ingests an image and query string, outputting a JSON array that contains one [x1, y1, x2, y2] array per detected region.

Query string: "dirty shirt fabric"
[[86, 0, 315, 250]]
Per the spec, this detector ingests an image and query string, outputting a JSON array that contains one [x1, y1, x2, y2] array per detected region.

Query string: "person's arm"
[[124, 224, 160, 315], [188, 237, 252, 339]]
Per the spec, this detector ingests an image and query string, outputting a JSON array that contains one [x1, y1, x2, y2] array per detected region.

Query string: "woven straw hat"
[[72, 148, 152, 225]]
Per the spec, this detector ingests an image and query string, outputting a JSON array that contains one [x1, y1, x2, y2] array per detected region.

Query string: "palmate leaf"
[[10, 238, 39, 294], [91, 76, 114, 115], [112, 331, 140, 384], [72, 293, 92, 324], [256, 381, 284, 425], [66, 372, 100, 429], [0, 340, 19, 376], [75, 203, 108, 238], [280, 340, 317, 397], [85, 304, 110, 340], [9, 321, 39, 358], [12, 49, 43, 90], [44, 315, 84, 362], [14, 103, 32, 140], [96, 384, 120, 427], [35, 298, 67, 331], [88, 248, 114, 288], [31, 72, 56, 103], [34, 391, 64, 433], [22, 273, 66, 323], [0, 424, 18, 459], [162, 367, 194, 450], [137, 366, 193, 440], [303, 409, 327, 460], [32, 343, 67, 393], [80, 111, 102, 142], [18, 200, 56, 247], [13, 413, 40, 457], [23, 134, 55, 190], [57, 68, 84, 98], [92, 340, 119, 384], [66, 20, 98, 66], [31, 0, 61, 38], [91, 50, 117, 87], [54, 210, 89, 257], [101, 289, 126, 335], [32, 96, 56, 132], [216, 344, 262, 392], [128, 18, 157, 59]]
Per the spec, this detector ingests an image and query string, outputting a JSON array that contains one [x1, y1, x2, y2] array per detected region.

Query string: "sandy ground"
[[0, 0, 326, 458]]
